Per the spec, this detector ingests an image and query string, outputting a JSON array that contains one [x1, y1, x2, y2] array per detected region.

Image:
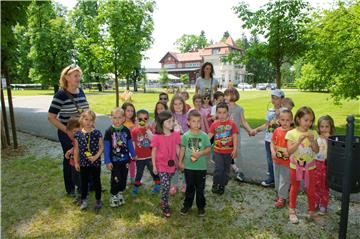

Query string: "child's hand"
[[271, 150, 276, 159], [307, 133, 315, 143], [179, 162, 185, 171], [249, 129, 257, 136], [153, 167, 158, 175], [87, 156, 98, 163], [298, 134, 307, 144], [192, 150, 202, 159], [106, 163, 113, 171], [65, 150, 72, 159], [75, 162, 80, 172], [231, 149, 237, 159], [133, 156, 138, 161]]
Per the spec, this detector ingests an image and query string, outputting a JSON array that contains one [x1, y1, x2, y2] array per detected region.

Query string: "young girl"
[[74, 110, 104, 210], [170, 95, 188, 194], [315, 115, 335, 215], [191, 94, 209, 133], [224, 88, 255, 181], [151, 110, 181, 217], [152, 101, 168, 128], [201, 93, 212, 129], [121, 102, 136, 184], [286, 106, 320, 223]]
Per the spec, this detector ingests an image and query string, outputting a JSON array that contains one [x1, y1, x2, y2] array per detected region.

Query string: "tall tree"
[[233, 0, 310, 88], [174, 30, 208, 53], [98, 0, 155, 106], [13, 25, 32, 83]]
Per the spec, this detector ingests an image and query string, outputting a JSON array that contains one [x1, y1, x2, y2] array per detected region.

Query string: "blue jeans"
[[265, 141, 274, 182]]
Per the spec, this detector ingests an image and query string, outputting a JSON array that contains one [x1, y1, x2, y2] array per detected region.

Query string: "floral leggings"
[[159, 172, 173, 209]]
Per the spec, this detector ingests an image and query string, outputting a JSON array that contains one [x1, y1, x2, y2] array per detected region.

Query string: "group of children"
[[64, 88, 335, 223]]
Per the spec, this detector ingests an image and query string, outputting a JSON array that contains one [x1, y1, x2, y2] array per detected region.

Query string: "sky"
[[56, 0, 332, 68]]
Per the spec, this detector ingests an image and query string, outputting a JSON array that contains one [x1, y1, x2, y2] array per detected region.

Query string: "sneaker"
[[109, 194, 118, 207], [180, 207, 189, 215], [151, 184, 161, 193], [218, 186, 225, 195], [236, 172, 245, 182], [94, 200, 102, 209], [170, 185, 177, 196], [266, 171, 270, 175], [130, 178, 135, 185], [181, 185, 186, 193], [80, 199, 88, 210], [308, 211, 321, 222], [132, 186, 139, 197], [212, 184, 219, 194], [198, 208, 206, 217], [275, 198, 286, 208], [261, 179, 274, 187], [289, 209, 299, 224], [73, 196, 82, 206], [318, 206, 327, 215], [117, 192, 125, 205]]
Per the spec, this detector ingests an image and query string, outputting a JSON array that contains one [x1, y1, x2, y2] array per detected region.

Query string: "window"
[[212, 48, 220, 55]]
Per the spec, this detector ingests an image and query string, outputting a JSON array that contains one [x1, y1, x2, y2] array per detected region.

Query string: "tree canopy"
[[174, 31, 208, 53]]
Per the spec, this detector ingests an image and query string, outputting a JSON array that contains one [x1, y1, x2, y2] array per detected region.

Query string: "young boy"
[[179, 110, 211, 216], [208, 102, 239, 195], [210, 91, 224, 121], [104, 107, 136, 207], [159, 92, 169, 106], [271, 109, 293, 208], [131, 109, 161, 196]]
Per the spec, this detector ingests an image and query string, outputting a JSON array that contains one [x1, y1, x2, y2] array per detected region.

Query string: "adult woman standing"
[[195, 62, 219, 99], [48, 65, 89, 196]]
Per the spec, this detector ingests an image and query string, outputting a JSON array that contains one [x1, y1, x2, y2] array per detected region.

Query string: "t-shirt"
[[209, 120, 239, 154], [229, 104, 244, 128], [316, 137, 327, 161], [74, 129, 102, 168], [195, 77, 219, 97], [151, 132, 181, 173], [173, 112, 189, 134], [285, 128, 319, 170], [123, 120, 135, 130], [181, 131, 211, 170], [272, 127, 290, 167], [265, 108, 281, 142], [104, 125, 136, 164], [48, 88, 89, 125], [131, 126, 152, 159]]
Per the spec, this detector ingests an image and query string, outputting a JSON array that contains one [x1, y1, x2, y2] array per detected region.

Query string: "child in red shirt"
[[208, 102, 238, 195], [131, 109, 160, 196], [271, 109, 293, 208]]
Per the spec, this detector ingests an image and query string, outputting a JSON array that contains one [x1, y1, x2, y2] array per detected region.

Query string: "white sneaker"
[[117, 192, 125, 205], [80, 199, 88, 210], [109, 194, 118, 207]]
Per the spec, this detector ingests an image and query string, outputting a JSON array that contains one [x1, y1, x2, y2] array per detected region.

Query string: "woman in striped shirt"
[[48, 65, 89, 196]]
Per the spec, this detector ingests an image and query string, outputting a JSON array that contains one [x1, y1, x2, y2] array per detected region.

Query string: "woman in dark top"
[[48, 65, 89, 196]]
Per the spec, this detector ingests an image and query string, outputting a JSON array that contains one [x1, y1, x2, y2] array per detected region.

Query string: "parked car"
[[256, 83, 267, 90], [237, 83, 253, 90], [269, 83, 277, 90]]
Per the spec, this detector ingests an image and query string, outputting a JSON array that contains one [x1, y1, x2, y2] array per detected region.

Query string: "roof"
[[176, 52, 202, 61]]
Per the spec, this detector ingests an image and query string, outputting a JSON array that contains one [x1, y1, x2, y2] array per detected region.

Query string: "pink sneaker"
[[170, 185, 177, 196], [181, 185, 186, 193]]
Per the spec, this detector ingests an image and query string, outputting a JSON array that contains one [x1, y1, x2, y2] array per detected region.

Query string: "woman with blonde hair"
[[48, 65, 90, 196]]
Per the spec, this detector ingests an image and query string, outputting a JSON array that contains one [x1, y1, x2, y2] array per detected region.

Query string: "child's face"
[[297, 113, 314, 130], [282, 102, 293, 111], [188, 116, 201, 130], [271, 96, 282, 108], [137, 113, 148, 126], [181, 93, 189, 101], [319, 120, 331, 136], [124, 106, 134, 120], [81, 115, 94, 129], [279, 113, 292, 130], [216, 108, 228, 121], [159, 94, 168, 105], [163, 117, 174, 131], [156, 103, 166, 114], [173, 99, 184, 113], [193, 98, 202, 109], [216, 96, 224, 104], [111, 112, 125, 128], [203, 96, 211, 105], [224, 94, 231, 104]]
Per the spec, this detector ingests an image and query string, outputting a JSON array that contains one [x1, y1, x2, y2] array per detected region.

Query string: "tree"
[[233, 0, 310, 88], [222, 31, 230, 41], [98, 0, 155, 106], [13, 25, 32, 83], [159, 68, 169, 86], [299, 1, 360, 101], [180, 74, 189, 85], [174, 30, 208, 53]]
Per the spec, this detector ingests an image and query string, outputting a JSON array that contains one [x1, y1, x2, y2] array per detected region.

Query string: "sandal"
[[308, 211, 321, 222], [289, 208, 299, 224]]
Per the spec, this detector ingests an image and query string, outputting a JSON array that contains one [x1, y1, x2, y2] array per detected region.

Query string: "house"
[[157, 36, 247, 86]]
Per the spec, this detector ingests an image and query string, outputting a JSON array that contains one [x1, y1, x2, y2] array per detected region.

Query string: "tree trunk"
[[133, 77, 138, 92], [115, 73, 119, 107], [126, 76, 130, 91], [4, 68, 18, 148], [0, 86, 10, 145], [275, 64, 282, 89]]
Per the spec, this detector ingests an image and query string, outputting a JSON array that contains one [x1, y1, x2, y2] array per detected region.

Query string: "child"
[[65, 117, 81, 200], [201, 93, 212, 129], [271, 109, 293, 208], [159, 92, 169, 106], [210, 91, 224, 121], [179, 110, 211, 216], [104, 107, 136, 207], [286, 106, 320, 223], [74, 110, 104, 210], [152, 101, 168, 129], [121, 102, 136, 184], [282, 97, 295, 111], [315, 115, 335, 215], [170, 95, 188, 194], [253, 89, 285, 187], [224, 88, 255, 181], [151, 110, 181, 217], [191, 94, 209, 132], [131, 109, 161, 196], [181, 91, 192, 112], [208, 102, 239, 194]]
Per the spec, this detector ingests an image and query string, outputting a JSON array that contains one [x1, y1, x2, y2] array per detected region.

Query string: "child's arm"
[[178, 146, 185, 171], [253, 122, 269, 134], [151, 147, 158, 175], [104, 139, 113, 170], [308, 134, 319, 153], [287, 135, 306, 155], [208, 132, 214, 139], [231, 133, 238, 159], [239, 112, 256, 136], [176, 144, 181, 159], [88, 137, 104, 163], [270, 142, 276, 159], [65, 147, 74, 159], [73, 140, 80, 172], [127, 138, 136, 160], [192, 146, 211, 159]]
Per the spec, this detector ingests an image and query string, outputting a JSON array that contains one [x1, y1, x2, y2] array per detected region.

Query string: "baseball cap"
[[271, 89, 285, 98]]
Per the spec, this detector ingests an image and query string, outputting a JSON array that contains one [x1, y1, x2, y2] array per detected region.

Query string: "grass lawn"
[[2, 132, 360, 238]]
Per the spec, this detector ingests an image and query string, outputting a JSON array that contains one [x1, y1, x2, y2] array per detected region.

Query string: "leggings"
[[129, 160, 136, 180], [159, 172, 173, 209], [289, 168, 316, 212], [314, 160, 329, 208], [80, 166, 101, 200]]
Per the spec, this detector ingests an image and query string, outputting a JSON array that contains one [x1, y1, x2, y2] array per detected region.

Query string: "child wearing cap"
[[253, 89, 285, 187]]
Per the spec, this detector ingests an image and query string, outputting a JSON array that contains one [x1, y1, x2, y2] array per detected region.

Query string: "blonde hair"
[[59, 65, 82, 89], [111, 107, 124, 116], [80, 109, 96, 127]]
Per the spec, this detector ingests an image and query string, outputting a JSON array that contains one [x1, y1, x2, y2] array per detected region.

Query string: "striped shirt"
[[48, 88, 89, 125]]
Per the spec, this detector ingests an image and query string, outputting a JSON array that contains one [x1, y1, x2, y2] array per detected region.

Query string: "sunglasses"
[[138, 117, 148, 121], [203, 97, 210, 100], [159, 97, 168, 100], [65, 65, 75, 75]]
